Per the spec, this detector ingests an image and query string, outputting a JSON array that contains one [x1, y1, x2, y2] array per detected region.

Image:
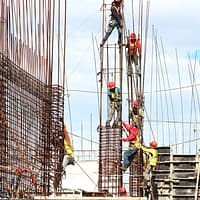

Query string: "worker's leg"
[[63, 155, 74, 169], [122, 148, 137, 171], [116, 23, 122, 44], [114, 102, 121, 126], [101, 20, 116, 45], [133, 54, 140, 75], [62, 155, 74, 178], [106, 102, 115, 126], [127, 55, 133, 75]]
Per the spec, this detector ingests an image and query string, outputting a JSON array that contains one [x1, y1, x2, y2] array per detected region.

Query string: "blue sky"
[[65, 0, 200, 154]]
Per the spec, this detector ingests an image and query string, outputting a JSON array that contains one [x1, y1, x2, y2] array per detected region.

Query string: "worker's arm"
[[136, 40, 141, 57], [122, 134, 135, 142], [141, 145, 158, 167]]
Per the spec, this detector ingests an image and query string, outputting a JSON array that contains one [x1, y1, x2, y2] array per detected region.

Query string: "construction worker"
[[140, 141, 158, 196], [101, 0, 123, 46], [62, 124, 75, 178], [119, 186, 128, 197], [129, 100, 144, 128], [126, 33, 141, 75], [121, 121, 140, 172], [106, 81, 121, 127], [141, 141, 158, 170]]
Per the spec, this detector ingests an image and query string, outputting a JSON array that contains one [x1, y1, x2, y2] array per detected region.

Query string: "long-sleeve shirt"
[[110, 2, 122, 24], [64, 124, 74, 157], [141, 145, 158, 167], [122, 122, 139, 142]]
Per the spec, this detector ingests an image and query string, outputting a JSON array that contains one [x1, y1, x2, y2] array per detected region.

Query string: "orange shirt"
[[129, 39, 141, 56]]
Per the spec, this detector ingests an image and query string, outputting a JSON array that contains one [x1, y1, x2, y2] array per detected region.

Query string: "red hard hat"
[[150, 141, 157, 148], [133, 100, 139, 108], [108, 82, 115, 89], [119, 187, 126, 193], [130, 33, 136, 40]]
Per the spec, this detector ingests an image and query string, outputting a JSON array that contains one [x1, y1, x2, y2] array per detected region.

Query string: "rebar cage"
[[0, 53, 64, 198]]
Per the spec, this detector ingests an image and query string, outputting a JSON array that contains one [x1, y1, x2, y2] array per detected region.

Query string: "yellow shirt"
[[141, 146, 158, 167], [63, 124, 74, 157]]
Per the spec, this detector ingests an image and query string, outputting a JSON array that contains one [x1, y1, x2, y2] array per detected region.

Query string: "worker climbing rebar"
[[121, 121, 140, 172], [106, 81, 122, 127], [140, 141, 158, 200], [129, 100, 144, 128], [101, 0, 123, 46], [142, 141, 158, 170], [126, 32, 141, 76]]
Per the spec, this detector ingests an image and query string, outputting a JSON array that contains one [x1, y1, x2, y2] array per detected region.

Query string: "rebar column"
[[98, 126, 122, 196], [0, 53, 64, 198]]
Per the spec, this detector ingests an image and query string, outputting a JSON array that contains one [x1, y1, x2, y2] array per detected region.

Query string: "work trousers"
[[123, 147, 138, 168], [127, 53, 140, 75], [62, 154, 74, 170], [103, 19, 122, 44], [107, 101, 121, 124]]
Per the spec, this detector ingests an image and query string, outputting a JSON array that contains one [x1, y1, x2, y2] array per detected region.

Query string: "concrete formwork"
[[152, 146, 200, 199]]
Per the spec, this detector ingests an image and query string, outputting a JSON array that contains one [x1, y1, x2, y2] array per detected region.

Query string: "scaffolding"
[[97, 0, 146, 197]]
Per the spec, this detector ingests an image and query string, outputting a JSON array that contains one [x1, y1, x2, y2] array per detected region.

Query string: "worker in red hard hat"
[[101, 0, 123, 46], [119, 186, 128, 197], [126, 32, 141, 76], [141, 140, 158, 170], [106, 82, 121, 127], [150, 141, 158, 148], [121, 121, 140, 172], [138, 140, 158, 196], [129, 100, 144, 128]]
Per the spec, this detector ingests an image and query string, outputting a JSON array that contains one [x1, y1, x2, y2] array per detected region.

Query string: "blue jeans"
[[103, 19, 122, 44], [123, 147, 138, 168]]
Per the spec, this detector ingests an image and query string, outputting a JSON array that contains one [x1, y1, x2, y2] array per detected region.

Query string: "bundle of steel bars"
[[0, 0, 67, 198]]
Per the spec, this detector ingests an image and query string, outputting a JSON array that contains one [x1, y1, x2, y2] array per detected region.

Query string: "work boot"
[[121, 166, 127, 173]]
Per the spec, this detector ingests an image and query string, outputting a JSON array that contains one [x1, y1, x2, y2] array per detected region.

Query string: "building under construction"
[[0, 0, 66, 198], [1, 0, 200, 200]]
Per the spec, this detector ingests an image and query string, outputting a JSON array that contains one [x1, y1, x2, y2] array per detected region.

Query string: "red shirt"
[[129, 39, 141, 57], [122, 122, 139, 142]]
